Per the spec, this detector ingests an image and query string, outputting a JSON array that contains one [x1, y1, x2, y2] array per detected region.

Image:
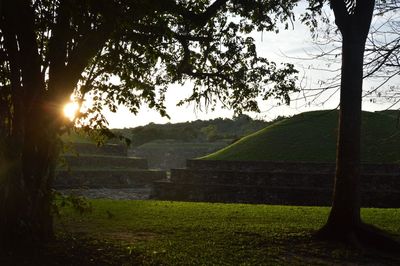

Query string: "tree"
[[297, 1, 400, 109], [0, 0, 298, 249], [364, 2, 400, 106], [318, 0, 375, 240], [201, 124, 219, 141], [305, 0, 400, 249]]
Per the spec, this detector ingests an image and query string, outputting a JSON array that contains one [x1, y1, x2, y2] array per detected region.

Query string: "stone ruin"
[[55, 143, 166, 189], [152, 159, 400, 208]]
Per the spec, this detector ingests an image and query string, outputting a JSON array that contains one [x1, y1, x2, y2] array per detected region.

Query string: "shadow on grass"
[[2, 231, 399, 265], [0, 233, 140, 266]]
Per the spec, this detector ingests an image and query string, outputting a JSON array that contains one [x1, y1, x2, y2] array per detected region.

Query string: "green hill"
[[379, 109, 400, 119], [202, 110, 400, 163]]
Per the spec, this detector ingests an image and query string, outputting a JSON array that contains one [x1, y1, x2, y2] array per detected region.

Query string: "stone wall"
[[65, 142, 128, 156], [186, 159, 400, 174], [55, 143, 166, 189], [131, 141, 229, 169], [55, 169, 166, 189], [152, 160, 400, 207], [169, 168, 400, 190], [60, 155, 148, 170]]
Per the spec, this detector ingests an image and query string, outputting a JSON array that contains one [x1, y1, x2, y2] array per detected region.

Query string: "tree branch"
[[167, 0, 229, 28], [354, 0, 376, 37], [55, 22, 114, 103], [1, 12, 24, 135], [49, 1, 119, 103], [47, 0, 72, 93], [330, 0, 351, 33], [3, 0, 45, 110]]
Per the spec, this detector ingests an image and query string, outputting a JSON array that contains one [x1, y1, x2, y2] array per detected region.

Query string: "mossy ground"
[[5, 200, 398, 265]]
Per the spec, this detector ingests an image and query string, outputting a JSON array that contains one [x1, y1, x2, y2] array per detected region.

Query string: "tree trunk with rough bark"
[[0, 107, 59, 252], [317, 0, 400, 250], [0, 0, 110, 251], [318, 31, 365, 240], [0, 0, 66, 251], [316, 0, 371, 241]]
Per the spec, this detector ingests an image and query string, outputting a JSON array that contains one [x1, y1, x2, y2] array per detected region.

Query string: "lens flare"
[[63, 102, 79, 121]]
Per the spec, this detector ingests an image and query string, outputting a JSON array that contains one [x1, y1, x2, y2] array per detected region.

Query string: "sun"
[[63, 102, 79, 121]]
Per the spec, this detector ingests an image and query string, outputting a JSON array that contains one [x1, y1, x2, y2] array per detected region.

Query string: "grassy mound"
[[203, 110, 400, 162]]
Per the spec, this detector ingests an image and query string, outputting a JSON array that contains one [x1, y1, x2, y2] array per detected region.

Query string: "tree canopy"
[[293, 0, 400, 108], [2, 0, 398, 253], [0, 0, 300, 135], [0, 0, 300, 248]]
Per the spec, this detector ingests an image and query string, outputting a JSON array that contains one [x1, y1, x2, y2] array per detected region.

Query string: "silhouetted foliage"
[[116, 115, 269, 147], [0, 0, 298, 249]]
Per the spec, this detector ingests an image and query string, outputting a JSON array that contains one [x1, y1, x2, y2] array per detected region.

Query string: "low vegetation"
[[203, 110, 400, 162], [62, 115, 270, 147], [123, 115, 270, 147], [4, 200, 399, 265]]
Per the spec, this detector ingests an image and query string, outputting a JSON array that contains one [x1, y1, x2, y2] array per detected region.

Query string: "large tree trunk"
[[317, 1, 400, 251], [0, 0, 57, 252], [1, 0, 110, 252], [0, 108, 58, 252], [317, 33, 365, 240], [316, 2, 371, 242]]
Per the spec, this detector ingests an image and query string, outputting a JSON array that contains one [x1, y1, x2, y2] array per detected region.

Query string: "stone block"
[[55, 169, 166, 189], [59, 155, 148, 170]]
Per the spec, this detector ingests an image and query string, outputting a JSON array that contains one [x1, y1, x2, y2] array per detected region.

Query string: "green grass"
[[54, 200, 400, 265], [379, 110, 400, 119], [203, 110, 400, 162]]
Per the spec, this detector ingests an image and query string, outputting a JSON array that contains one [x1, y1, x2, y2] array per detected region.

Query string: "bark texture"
[[0, 0, 115, 250], [317, 1, 400, 251], [0, 0, 60, 251], [0, 110, 59, 251], [320, 29, 367, 238], [316, 0, 374, 239]]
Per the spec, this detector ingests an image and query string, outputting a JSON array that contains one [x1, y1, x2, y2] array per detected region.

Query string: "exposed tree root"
[[314, 222, 400, 254]]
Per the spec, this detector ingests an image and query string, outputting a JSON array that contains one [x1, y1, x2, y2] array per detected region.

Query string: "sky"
[[96, 4, 399, 129]]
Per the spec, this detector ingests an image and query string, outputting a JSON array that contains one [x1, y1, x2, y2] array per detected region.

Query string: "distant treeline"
[[62, 115, 287, 147], [112, 115, 286, 147]]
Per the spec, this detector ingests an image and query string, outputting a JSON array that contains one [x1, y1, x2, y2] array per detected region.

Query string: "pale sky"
[[99, 4, 399, 129]]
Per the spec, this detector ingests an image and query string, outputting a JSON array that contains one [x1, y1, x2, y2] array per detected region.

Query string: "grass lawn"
[[5, 200, 399, 265], [33, 200, 399, 265]]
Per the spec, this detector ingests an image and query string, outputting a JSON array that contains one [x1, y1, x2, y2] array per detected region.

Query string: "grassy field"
[[38, 200, 400, 265], [203, 110, 400, 162]]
